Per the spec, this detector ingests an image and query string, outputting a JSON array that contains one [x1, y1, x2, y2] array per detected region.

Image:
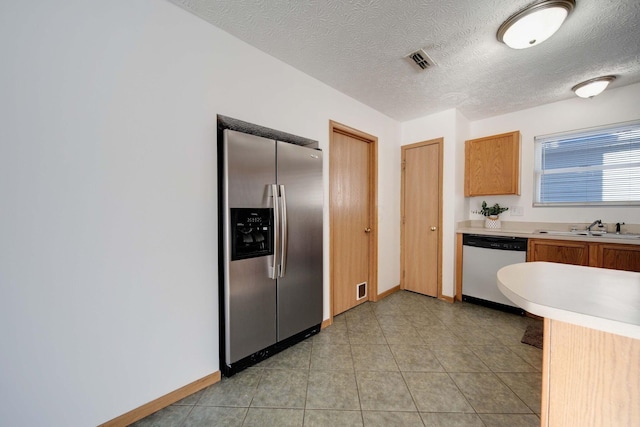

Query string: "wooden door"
[[330, 122, 377, 316], [401, 139, 442, 297]]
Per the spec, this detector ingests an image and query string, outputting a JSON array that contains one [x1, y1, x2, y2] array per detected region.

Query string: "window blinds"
[[534, 120, 640, 205]]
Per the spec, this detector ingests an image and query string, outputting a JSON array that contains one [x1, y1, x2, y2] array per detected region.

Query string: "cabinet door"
[[593, 243, 640, 272], [464, 131, 520, 196], [527, 239, 590, 266]]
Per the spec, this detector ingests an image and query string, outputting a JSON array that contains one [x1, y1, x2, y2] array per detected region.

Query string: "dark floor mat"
[[521, 323, 543, 349]]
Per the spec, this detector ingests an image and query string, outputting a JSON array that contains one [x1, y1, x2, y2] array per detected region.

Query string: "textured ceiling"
[[168, 0, 640, 121]]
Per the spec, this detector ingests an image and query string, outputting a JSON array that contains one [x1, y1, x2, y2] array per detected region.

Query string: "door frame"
[[400, 138, 444, 299], [328, 120, 378, 323]]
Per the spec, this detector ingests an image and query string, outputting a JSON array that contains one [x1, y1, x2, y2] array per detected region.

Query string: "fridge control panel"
[[230, 208, 273, 261]]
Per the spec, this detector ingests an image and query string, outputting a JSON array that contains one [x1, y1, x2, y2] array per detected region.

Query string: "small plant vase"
[[484, 215, 502, 229]]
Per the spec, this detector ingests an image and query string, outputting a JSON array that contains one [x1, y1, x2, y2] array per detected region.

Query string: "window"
[[534, 120, 640, 206]]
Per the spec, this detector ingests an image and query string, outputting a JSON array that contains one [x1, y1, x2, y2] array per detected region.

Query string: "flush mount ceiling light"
[[497, 0, 575, 49], [572, 76, 616, 98]]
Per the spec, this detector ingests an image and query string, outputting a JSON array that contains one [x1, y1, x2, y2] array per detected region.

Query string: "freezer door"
[[223, 130, 278, 364], [276, 141, 323, 341], [225, 130, 276, 208]]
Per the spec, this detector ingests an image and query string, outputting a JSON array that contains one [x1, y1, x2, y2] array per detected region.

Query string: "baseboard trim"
[[321, 318, 332, 329], [439, 295, 454, 303], [377, 284, 401, 300], [98, 371, 221, 427]]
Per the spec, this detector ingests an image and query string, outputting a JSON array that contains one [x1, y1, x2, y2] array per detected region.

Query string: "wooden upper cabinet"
[[464, 131, 520, 196]]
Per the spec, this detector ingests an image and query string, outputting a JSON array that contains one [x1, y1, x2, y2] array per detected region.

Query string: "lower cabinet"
[[527, 239, 589, 266], [528, 239, 640, 272], [594, 243, 640, 272]]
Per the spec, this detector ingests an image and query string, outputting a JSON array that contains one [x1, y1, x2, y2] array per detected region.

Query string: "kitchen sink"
[[536, 230, 640, 239], [536, 230, 589, 236]]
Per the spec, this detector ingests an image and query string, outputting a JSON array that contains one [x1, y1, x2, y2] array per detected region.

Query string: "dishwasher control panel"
[[463, 234, 528, 251]]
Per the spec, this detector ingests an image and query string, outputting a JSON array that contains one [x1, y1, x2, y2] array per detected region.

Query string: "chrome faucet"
[[587, 219, 603, 232]]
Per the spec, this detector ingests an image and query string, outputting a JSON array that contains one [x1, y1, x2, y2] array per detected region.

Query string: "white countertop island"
[[497, 262, 640, 339], [497, 262, 640, 427]]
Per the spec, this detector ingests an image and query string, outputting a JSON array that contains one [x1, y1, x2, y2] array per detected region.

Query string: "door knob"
[[364, 228, 371, 233], [430, 226, 437, 231]]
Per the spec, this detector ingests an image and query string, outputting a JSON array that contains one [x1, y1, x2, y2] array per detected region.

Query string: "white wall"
[[468, 82, 640, 225], [0, 1, 401, 425], [401, 110, 470, 298]]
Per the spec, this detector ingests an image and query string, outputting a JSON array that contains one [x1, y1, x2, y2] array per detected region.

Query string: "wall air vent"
[[407, 49, 435, 70]]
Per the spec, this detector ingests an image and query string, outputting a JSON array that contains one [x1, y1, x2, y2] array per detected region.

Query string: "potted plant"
[[474, 201, 509, 229]]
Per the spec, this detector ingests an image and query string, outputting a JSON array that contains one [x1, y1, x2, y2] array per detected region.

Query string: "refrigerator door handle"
[[279, 184, 288, 277], [270, 184, 280, 280]]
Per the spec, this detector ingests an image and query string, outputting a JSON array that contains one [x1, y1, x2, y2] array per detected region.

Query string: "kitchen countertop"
[[497, 262, 640, 340], [457, 223, 640, 245]]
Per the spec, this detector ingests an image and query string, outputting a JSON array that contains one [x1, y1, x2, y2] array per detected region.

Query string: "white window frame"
[[534, 120, 640, 207]]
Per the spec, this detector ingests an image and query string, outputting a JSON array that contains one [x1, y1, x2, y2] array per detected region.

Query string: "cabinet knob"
[[430, 226, 437, 231], [364, 227, 371, 233]]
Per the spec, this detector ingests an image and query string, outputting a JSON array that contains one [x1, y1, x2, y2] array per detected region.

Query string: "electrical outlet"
[[510, 206, 524, 216]]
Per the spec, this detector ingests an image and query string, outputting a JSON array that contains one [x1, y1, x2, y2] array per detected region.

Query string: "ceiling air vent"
[[407, 49, 435, 70]]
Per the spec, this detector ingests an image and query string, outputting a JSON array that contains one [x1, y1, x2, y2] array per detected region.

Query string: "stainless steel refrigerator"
[[218, 124, 323, 376]]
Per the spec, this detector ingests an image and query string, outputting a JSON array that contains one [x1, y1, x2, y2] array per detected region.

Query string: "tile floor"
[[132, 291, 543, 427]]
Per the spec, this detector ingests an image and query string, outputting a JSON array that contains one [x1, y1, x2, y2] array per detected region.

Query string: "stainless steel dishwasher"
[[462, 234, 528, 314]]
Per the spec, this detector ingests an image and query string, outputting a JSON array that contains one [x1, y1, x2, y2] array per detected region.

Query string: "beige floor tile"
[[362, 410, 424, 426], [420, 412, 485, 427], [243, 408, 304, 427], [478, 413, 540, 427], [351, 344, 398, 371], [389, 344, 444, 372], [310, 343, 354, 371], [135, 292, 545, 427], [306, 370, 360, 410], [251, 369, 308, 408], [356, 371, 416, 411], [449, 372, 532, 414], [403, 372, 474, 413], [431, 345, 491, 372], [496, 372, 542, 414], [470, 345, 538, 372], [304, 410, 363, 426]]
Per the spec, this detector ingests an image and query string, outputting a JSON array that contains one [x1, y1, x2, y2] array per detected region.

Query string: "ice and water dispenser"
[[230, 208, 273, 261]]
